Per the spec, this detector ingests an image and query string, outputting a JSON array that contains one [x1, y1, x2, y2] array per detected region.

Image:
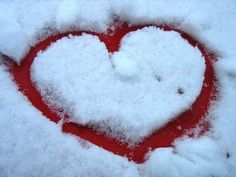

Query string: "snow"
[[0, 4, 29, 64], [56, 0, 80, 30], [56, 0, 111, 32], [113, 52, 139, 79], [31, 27, 205, 143], [0, 63, 138, 177], [142, 137, 230, 177], [0, 0, 236, 177]]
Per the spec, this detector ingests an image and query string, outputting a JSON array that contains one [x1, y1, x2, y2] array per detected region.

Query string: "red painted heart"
[[11, 23, 217, 163]]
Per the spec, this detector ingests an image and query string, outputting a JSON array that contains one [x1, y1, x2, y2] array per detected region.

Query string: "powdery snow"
[[0, 64, 138, 177], [0, 1, 236, 177], [31, 27, 205, 143]]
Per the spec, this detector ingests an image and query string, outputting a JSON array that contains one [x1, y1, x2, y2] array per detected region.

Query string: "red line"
[[11, 23, 217, 163]]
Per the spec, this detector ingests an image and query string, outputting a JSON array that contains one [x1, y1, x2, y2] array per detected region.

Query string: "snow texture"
[[31, 27, 205, 143], [0, 0, 236, 177]]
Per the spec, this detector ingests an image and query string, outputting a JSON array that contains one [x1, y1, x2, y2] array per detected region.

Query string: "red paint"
[[11, 23, 217, 163]]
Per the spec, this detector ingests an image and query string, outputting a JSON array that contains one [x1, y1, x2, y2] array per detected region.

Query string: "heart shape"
[[31, 26, 205, 144], [11, 23, 217, 163]]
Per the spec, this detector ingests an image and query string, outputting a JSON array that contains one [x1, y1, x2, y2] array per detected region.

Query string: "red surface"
[[11, 23, 217, 163]]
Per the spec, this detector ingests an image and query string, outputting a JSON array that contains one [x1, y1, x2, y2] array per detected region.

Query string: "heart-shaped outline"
[[10, 22, 217, 163]]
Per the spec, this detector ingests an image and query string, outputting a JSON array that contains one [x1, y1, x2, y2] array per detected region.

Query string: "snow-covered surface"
[[0, 1, 236, 177], [31, 28, 205, 143]]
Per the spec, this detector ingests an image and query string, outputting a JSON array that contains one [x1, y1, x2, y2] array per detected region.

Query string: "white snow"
[[0, 62, 138, 177], [31, 27, 205, 143], [0, 0, 236, 177], [142, 137, 230, 177], [0, 4, 29, 64], [113, 52, 139, 79], [56, 0, 112, 32]]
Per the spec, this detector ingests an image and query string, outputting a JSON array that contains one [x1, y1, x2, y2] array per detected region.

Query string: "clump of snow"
[[141, 136, 231, 177], [113, 52, 139, 80], [31, 27, 205, 143], [0, 3, 29, 64]]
